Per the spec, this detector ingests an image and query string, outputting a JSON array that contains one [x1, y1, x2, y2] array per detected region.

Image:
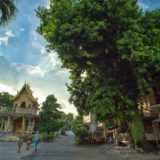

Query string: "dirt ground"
[[103, 145, 159, 160]]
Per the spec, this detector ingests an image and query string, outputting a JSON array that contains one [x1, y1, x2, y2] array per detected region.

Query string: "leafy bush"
[[60, 129, 67, 136], [129, 113, 144, 143], [42, 132, 55, 142], [74, 126, 90, 145], [74, 125, 89, 137], [71, 118, 90, 144]]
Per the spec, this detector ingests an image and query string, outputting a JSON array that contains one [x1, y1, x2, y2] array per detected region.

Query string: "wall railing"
[[0, 106, 36, 115]]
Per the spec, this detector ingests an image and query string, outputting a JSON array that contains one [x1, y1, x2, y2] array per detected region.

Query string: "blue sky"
[[138, 0, 160, 11], [0, 0, 160, 115]]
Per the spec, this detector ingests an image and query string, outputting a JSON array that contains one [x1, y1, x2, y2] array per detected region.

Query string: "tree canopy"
[[0, 92, 13, 107], [36, 0, 160, 141], [0, 0, 18, 27], [38, 94, 62, 133]]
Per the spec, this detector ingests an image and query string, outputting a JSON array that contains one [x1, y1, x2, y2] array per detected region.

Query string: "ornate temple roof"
[[12, 83, 39, 108]]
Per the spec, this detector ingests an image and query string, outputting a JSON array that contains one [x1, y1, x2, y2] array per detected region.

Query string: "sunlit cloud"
[[11, 62, 46, 77], [20, 28, 25, 31], [6, 30, 14, 37], [0, 37, 8, 45], [0, 83, 16, 95], [56, 70, 69, 77], [138, 1, 149, 10], [45, 0, 50, 9], [0, 30, 14, 46]]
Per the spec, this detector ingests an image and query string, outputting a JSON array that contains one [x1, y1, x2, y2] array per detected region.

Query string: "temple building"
[[0, 84, 40, 133]]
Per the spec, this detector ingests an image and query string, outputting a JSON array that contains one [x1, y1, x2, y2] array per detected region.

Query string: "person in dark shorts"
[[17, 133, 23, 153], [26, 134, 32, 150]]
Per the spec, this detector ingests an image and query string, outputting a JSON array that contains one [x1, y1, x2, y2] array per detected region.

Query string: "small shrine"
[[0, 84, 40, 133]]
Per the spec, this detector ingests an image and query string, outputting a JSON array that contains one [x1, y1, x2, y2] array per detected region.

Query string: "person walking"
[[26, 134, 32, 150], [34, 131, 39, 151], [17, 133, 23, 153]]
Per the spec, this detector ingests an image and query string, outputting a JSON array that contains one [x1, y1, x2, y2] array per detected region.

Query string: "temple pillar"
[[22, 116, 26, 132], [0, 118, 4, 132], [103, 124, 107, 142], [6, 116, 11, 133], [27, 118, 32, 131], [31, 118, 35, 131]]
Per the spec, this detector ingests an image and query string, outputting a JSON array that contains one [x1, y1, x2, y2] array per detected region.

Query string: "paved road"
[[0, 142, 34, 160], [21, 136, 125, 160]]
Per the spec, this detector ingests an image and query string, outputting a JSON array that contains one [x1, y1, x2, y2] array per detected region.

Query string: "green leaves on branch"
[[38, 94, 63, 133], [0, 0, 18, 27], [129, 113, 144, 143], [0, 92, 13, 107]]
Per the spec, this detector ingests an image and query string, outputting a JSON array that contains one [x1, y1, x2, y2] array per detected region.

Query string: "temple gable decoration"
[[12, 84, 39, 110]]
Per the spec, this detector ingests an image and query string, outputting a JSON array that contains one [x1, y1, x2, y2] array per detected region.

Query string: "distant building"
[[83, 87, 160, 142], [83, 112, 106, 143], [0, 84, 40, 133], [141, 87, 160, 141]]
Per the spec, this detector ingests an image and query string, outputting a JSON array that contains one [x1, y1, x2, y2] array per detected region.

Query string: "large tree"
[[36, 0, 160, 141], [0, 92, 13, 107], [38, 94, 62, 133], [0, 92, 13, 124], [0, 0, 18, 27]]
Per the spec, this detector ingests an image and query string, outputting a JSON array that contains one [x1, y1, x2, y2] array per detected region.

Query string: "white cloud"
[[45, 0, 50, 9], [57, 70, 69, 77], [40, 46, 46, 55], [33, 91, 45, 105], [0, 30, 14, 45], [48, 52, 61, 68], [26, 66, 46, 77], [32, 31, 38, 41], [0, 37, 8, 45], [59, 100, 78, 115], [138, 2, 149, 10], [6, 30, 14, 37], [0, 83, 16, 95], [11, 62, 46, 77], [20, 28, 25, 31]]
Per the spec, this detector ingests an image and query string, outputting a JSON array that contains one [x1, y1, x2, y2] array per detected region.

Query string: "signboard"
[[90, 123, 96, 133]]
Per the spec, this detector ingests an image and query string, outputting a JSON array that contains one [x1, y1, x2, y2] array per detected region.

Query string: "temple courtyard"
[[0, 136, 159, 160]]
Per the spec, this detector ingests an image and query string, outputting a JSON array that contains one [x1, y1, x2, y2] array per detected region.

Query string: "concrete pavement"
[[0, 136, 158, 160], [21, 136, 125, 160], [0, 142, 34, 160]]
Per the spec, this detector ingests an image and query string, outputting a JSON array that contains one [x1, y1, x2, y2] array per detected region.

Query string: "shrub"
[[129, 113, 144, 143], [42, 132, 55, 142], [72, 124, 90, 144], [61, 129, 67, 136]]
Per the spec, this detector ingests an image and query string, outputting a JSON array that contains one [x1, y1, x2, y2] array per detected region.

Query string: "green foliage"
[[0, 92, 13, 107], [64, 113, 74, 130], [60, 129, 66, 136], [71, 116, 89, 138], [38, 94, 62, 133], [135, 148, 143, 153], [36, 0, 160, 142], [0, 0, 18, 27], [72, 117, 90, 144], [129, 113, 144, 143], [58, 112, 74, 130], [42, 132, 55, 142], [0, 117, 2, 125]]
